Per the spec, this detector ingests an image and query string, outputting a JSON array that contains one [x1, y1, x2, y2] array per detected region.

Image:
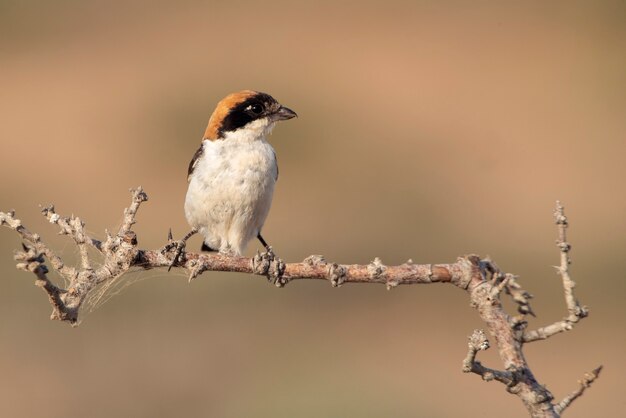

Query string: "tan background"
[[1, 1, 624, 417]]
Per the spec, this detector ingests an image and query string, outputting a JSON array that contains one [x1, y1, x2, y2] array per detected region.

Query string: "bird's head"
[[204, 90, 297, 141]]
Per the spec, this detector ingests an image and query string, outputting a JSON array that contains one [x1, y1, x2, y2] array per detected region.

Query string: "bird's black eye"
[[249, 103, 264, 115]]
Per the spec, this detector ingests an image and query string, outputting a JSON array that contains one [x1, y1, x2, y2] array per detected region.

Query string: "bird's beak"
[[272, 106, 297, 121]]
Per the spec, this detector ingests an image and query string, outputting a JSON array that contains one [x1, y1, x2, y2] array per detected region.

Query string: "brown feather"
[[203, 90, 258, 140]]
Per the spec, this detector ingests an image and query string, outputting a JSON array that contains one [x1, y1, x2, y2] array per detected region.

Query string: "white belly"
[[184, 139, 277, 255]]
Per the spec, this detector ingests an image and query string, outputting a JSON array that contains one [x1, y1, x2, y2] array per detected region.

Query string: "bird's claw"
[[162, 228, 198, 272], [161, 239, 186, 272], [170, 241, 188, 272]]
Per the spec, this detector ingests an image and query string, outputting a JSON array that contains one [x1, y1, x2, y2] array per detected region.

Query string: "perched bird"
[[170, 90, 296, 264]]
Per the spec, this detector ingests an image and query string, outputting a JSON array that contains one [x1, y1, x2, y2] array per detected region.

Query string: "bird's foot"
[[252, 247, 286, 287], [166, 240, 187, 272], [162, 228, 197, 271]]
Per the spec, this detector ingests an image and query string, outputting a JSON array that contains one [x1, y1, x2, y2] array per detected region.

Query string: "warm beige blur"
[[1, 1, 624, 417]]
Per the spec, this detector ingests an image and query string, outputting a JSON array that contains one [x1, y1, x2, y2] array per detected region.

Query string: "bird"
[[168, 90, 296, 266]]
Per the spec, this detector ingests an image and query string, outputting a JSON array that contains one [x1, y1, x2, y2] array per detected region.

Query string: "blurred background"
[[0, 1, 624, 417]]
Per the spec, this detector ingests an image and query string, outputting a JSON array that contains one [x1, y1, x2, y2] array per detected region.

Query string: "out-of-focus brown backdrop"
[[1, 1, 624, 417]]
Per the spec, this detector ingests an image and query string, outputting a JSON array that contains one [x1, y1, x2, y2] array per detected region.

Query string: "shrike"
[[168, 90, 296, 267]]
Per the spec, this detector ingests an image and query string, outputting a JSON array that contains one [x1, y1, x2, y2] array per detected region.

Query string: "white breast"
[[184, 135, 278, 255]]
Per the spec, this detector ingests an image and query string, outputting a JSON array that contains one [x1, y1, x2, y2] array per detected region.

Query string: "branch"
[[0, 188, 148, 323], [554, 366, 603, 414], [462, 329, 515, 386], [0, 189, 472, 323], [523, 202, 588, 343], [0, 190, 601, 417]]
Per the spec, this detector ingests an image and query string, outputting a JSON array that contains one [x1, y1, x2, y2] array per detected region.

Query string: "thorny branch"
[[0, 188, 601, 417]]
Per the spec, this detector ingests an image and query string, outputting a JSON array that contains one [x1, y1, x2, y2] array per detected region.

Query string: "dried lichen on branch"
[[0, 188, 601, 417]]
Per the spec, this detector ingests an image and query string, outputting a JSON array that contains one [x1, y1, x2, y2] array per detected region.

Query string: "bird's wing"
[[273, 149, 279, 181], [187, 144, 204, 182]]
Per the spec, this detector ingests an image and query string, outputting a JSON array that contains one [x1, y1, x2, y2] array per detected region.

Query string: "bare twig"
[[484, 258, 535, 317], [523, 202, 588, 343], [41, 205, 102, 252], [462, 329, 514, 385], [119, 187, 148, 235], [1, 188, 148, 324], [14, 243, 68, 320], [0, 191, 601, 417], [554, 366, 603, 414]]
